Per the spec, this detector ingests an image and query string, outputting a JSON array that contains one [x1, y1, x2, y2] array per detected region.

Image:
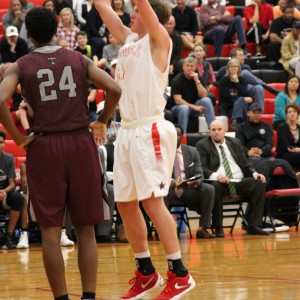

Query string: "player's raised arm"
[[94, 0, 131, 45], [136, 0, 170, 44]]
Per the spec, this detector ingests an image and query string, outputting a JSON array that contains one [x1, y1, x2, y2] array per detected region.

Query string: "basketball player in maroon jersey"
[[0, 7, 121, 300]]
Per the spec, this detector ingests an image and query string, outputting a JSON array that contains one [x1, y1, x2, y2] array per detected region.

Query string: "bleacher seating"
[[0, 0, 10, 10], [0, 9, 8, 20], [5, 140, 26, 157], [0, 22, 4, 35]]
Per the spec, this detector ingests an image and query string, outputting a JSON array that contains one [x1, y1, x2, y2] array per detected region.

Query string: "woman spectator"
[[273, 76, 300, 130], [43, 0, 55, 11], [193, 43, 216, 106], [20, 0, 34, 13], [218, 58, 253, 131], [111, 0, 130, 27], [76, 0, 93, 30], [56, 7, 80, 50], [86, 4, 107, 59], [2, 0, 25, 32], [276, 103, 300, 170]]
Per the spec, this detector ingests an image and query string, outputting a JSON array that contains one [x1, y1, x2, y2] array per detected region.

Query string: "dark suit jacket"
[[173, 144, 203, 182], [195, 136, 256, 179]]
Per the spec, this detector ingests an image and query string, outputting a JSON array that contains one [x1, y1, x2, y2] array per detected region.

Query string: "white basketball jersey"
[[115, 33, 172, 122]]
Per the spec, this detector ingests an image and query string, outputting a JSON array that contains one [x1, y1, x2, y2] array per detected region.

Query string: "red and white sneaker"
[[120, 270, 163, 299], [154, 271, 195, 300]]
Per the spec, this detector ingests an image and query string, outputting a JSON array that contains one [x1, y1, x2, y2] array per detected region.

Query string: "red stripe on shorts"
[[152, 122, 162, 160]]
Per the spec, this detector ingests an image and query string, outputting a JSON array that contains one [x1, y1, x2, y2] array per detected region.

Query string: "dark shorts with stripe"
[[26, 129, 103, 227]]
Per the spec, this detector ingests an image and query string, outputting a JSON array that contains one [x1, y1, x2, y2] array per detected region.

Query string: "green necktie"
[[219, 145, 237, 197]]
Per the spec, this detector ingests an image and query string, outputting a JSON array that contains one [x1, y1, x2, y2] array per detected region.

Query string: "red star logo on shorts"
[[159, 182, 166, 190]]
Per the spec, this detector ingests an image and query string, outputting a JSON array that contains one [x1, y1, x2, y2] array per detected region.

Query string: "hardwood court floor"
[[1, 226, 300, 300]]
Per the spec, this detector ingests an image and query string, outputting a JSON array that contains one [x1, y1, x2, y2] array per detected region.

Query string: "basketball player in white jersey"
[[94, 0, 196, 299]]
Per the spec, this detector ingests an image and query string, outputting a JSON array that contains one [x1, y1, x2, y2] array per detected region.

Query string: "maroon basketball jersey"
[[17, 47, 90, 133]]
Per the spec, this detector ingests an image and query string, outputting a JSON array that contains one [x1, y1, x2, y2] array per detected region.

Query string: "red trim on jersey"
[[152, 123, 162, 160]]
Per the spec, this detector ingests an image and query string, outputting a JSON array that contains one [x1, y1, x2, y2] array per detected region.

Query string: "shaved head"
[[210, 120, 226, 144]]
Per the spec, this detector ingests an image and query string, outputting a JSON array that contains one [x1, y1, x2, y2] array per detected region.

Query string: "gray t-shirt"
[[0, 152, 16, 189]]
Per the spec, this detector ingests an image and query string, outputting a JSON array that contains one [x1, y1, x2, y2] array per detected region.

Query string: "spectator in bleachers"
[[218, 58, 254, 131], [76, 0, 93, 31], [102, 33, 121, 71], [19, 0, 57, 52], [236, 103, 297, 180], [43, 0, 55, 10], [53, 0, 72, 16], [273, 0, 300, 20], [276, 103, 300, 170], [56, 7, 80, 50], [20, 0, 34, 13], [11, 99, 31, 135], [56, 36, 68, 48], [2, 0, 25, 32], [165, 124, 215, 239], [172, 0, 202, 50], [216, 47, 279, 100], [193, 42, 216, 105], [0, 130, 27, 249], [87, 83, 98, 122], [279, 20, 300, 77], [170, 56, 216, 133], [0, 26, 29, 63], [273, 75, 300, 129], [200, 0, 251, 57], [269, 4, 295, 63], [196, 119, 269, 237], [244, 0, 273, 57], [74, 31, 101, 66], [86, 4, 107, 59], [164, 15, 183, 84], [111, 0, 130, 28]]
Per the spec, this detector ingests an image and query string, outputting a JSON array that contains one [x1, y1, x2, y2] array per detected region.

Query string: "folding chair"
[[221, 195, 247, 234], [169, 200, 193, 239]]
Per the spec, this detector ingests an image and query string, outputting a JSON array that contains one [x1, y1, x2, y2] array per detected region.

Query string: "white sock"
[[167, 251, 181, 260], [134, 250, 151, 259]]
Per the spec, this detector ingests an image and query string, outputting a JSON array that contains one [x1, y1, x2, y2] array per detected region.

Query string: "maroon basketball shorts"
[[26, 129, 104, 227]]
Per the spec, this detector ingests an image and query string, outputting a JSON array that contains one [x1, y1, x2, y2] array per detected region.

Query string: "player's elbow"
[[108, 84, 122, 102]]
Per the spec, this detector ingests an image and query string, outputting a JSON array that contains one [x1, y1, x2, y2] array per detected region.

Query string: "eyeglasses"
[[228, 65, 239, 67]]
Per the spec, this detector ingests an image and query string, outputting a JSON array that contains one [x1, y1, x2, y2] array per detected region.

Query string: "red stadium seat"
[[181, 47, 190, 58], [30, 0, 45, 6], [15, 156, 26, 168], [260, 114, 274, 126], [5, 140, 26, 157], [264, 98, 275, 114], [264, 83, 285, 99], [0, 23, 4, 35], [0, 9, 8, 20], [226, 5, 235, 16], [0, 0, 10, 9]]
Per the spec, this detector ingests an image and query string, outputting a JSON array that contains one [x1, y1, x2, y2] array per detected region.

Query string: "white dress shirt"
[[209, 141, 244, 181]]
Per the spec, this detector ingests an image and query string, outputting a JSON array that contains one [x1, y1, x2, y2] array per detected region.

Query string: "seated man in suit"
[[165, 124, 215, 239], [196, 120, 269, 237]]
